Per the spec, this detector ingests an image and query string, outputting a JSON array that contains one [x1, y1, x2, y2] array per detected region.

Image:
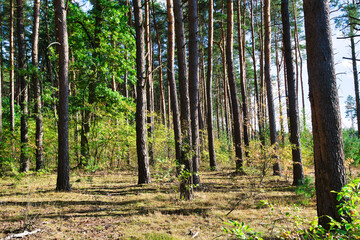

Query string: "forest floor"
[[0, 165, 340, 240]]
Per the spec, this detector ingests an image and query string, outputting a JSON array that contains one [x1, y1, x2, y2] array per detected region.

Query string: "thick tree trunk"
[[173, 0, 193, 200], [17, 0, 29, 172], [134, 0, 151, 184], [32, 0, 44, 170], [188, 0, 200, 185], [206, 0, 217, 171], [227, 0, 243, 172], [281, 0, 304, 186], [55, 0, 71, 191], [166, 0, 182, 167], [304, 0, 348, 229]]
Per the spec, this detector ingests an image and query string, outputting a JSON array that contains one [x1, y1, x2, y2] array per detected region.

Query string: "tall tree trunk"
[[227, 0, 243, 172], [236, 0, 249, 154], [152, 1, 166, 126], [188, 0, 200, 185], [0, 5, 3, 141], [166, 0, 181, 167], [206, 0, 217, 171], [264, 0, 280, 175], [55, 0, 71, 191], [17, 0, 29, 172], [134, 0, 151, 184], [304, 0, 348, 229], [350, 26, 360, 137], [274, 26, 285, 146], [292, 1, 306, 128], [281, 0, 304, 186], [173, 0, 193, 200], [10, 0, 15, 133], [32, 0, 44, 170], [250, 0, 262, 139], [145, 0, 155, 166]]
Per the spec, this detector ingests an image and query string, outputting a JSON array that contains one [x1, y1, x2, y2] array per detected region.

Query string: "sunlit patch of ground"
[[0, 167, 319, 239]]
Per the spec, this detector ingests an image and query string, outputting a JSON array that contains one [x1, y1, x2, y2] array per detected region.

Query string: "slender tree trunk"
[[264, 0, 280, 175], [173, 0, 193, 200], [166, 0, 182, 167], [55, 0, 71, 191], [134, 0, 151, 184], [17, 0, 29, 172], [274, 26, 285, 146], [350, 31, 360, 137], [32, 0, 44, 170], [206, 0, 217, 171], [236, 0, 249, 154], [0, 5, 3, 141], [281, 0, 304, 186], [145, 0, 155, 166], [304, 0, 348, 229], [152, 1, 166, 126], [10, 0, 15, 133], [227, 0, 244, 172]]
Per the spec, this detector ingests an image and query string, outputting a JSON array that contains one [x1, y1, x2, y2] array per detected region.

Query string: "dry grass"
[[0, 167, 318, 239]]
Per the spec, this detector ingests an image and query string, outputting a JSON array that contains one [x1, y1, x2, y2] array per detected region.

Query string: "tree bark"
[[145, 0, 155, 166], [236, 0, 249, 155], [188, 0, 200, 185], [281, 0, 304, 186], [32, 0, 44, 170], [173, 0, 194, 200], [206, 0, 217, 171], [166, 0, 182, 167], [264, 0, 280, 176], [17, 0, 29, 172], [10, 0, 15, 133], [55, 0, 71, 191], [227, 0, 244, 172], [134, 0, 151, 184], [304, 0, 348, 229]]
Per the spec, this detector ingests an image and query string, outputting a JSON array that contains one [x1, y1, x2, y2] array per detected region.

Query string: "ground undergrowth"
[[0, 167, 319, 239]]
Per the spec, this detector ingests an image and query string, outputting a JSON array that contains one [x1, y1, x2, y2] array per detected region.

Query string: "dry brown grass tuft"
[[0, 167, 317, 239]]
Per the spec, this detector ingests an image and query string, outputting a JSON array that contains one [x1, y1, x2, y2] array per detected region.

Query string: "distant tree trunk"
[[281, 0, 304, 186], [292, 1, 306, 128], [264, 0, 280, 176], [55, 0, 71, 191], [32, 0, 44, 171], [350, 27, 360, 137], [173, 0, 194, 200], [145, 0, 155, 166], [152, 1, 166, 126], [134, 0, 151, 184], [274, 26, 285, 146], [166, 0, 182, 166], [304, 0, 348, 229], [250, 0, 262, 139], [227, 0, 243, 172], [206, 0, 217, 171], [10, 0, 15, 132], [17, 0, 29, 172], [188, 0, 200, 185]]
